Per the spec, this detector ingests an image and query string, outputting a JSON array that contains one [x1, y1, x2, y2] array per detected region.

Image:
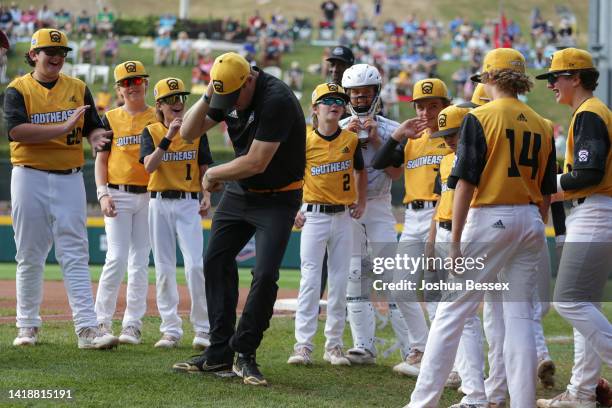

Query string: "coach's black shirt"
[[207, 67, 306, 191]]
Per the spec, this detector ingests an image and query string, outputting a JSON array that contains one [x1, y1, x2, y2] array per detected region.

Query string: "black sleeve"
[[4, 87, 28, 138], [540, 135, 557, 194], [254, 91, 293, 143], [550, 201, 566, 236], [372, 137, 404, 169], [197, 133, 213, 165], [433, 172, 441, 195], [99, 114, 112, 151], [353, 144, 364, 170], [207, 107, 225, 123], [139, 128, 155, 164], [559, 169, 605, 191], [448, 113, 487, 188], [82, 87, 104, 136], [570, 111, 610, 172]]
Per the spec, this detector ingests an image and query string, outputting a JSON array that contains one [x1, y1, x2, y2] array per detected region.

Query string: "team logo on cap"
[[124, 62, 137, 73], [49, 30, 62, 43], [438, 113, 447, 128], [213, 80, 224, 93], [166, 79, 179, 91], [327, 83, 338, 92], [332, 47, 344, 56], [421, 81, 434, 95]]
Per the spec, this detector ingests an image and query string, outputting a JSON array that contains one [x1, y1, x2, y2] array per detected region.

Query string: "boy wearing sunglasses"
[[288, 83, 366, 366], [6, 29, 115, 349], [535, 48, 612, 408], [140, 78, 212, 350], [94, 61, 156, 347]]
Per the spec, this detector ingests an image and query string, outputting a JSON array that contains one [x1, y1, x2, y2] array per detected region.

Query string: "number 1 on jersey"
[[506, 129, 541, 179], [185, 163, 192, 180]]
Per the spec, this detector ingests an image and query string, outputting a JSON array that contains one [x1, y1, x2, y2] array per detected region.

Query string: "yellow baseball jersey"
[[303, 128, 360, 205], [451, 98, 556, 206], [563, 97, 612, 199], [434, 152, 455, 222], [142, 122, 204, 193], [403, 128, 452, 203], [8, 73, 86, 170], [103, 106, 156, 186]]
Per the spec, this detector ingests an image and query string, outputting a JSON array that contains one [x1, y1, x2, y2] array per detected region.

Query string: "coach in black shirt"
[[172, 52, 305, 386]]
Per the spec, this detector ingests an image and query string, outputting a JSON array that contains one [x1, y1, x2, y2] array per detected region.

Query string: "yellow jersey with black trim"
[[8, 73, 86, 170], [434, 152, 455, 222], [104, 106, 156, 186], [563, 97, 612, 199], [303, 128, 359, 205], [144, 122, 202, 193], [451, 98, 555, 207], [403, 128, 452, 203]]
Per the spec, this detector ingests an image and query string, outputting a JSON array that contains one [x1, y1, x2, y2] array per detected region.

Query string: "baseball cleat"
[[287, 347, 313, 365], [537, 359, 556, 389], [173, 353, 233, 374], [445, 370, 462, 389], [233, 353, 268, 386], [393, 348, 423, 377], [346, 347, 376, 365], [119, 326, 142, 345], [13, 327, 39, 346], [154, 334, 180, 348], [323, 346, 351, 366], [77, 327, 119, 350], [536, 390, 596, 408], [192, 332, 210, 350]]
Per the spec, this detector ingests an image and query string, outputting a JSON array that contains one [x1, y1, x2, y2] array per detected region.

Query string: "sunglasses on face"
[[41, 47, 68, 58], [160, 94, 188, 105], [547, 72, 574, 85], [318, 97, 346, 107], [118, 77, 145, 88]]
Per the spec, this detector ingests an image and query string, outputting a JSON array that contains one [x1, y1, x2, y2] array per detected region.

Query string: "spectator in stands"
[[79, 32, 97, 64], [261, 34, 282, 67], [96, 7, 114, 36], [175, 31, 192, 66], [341, 0, 359, 29], [286, 61, 304, 91], [36, 4, 55, 29], [101, 33, 119, 66], [158, 13, 176, 33], [222, 17, 242, 42], [55, 9, 72, 33], [191, 48, 213, 85], [0, 7, 13, 33], [154, 29, 172, 66], [20, 6, 36, 37], [421, 45, 438, 77], [321, 1, 339, 26], [77, 10, 93, 36], [451, 65, 469, 99], [247, 10, 265, 37], [9, 3, 20, 27]]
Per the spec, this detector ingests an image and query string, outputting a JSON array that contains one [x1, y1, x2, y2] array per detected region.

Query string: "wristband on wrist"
[[96, 185, 109, 202], [159, 137, 171, 151]]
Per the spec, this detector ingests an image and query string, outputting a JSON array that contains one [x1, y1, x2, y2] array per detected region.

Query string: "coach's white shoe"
[[445, 370, 462, 389], [393, 348, 423, 377], [192, 332, 210, 350], [13, 327, 39, 346], [119, 326, 142, 345], [536, 391, 596, 408], [323, 346, 351, 366], [77, 327, 119, 349], [287, 347, 313, 365], [346, 347, 376, 365], [154, 334, 180, 348], [98, 322, 114, 336]]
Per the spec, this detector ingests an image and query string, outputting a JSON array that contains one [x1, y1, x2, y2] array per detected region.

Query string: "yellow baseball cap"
[[114, 61, 148, 83], [457, 83, 490, 108], [209, 52, 251, 110], [311, 82, 349, 105], [535, 48, 595, 80], [30, 28, 71, 51], [431, 105, 470, 138], [412, 78, 449, 102], [153, 77, 189, 101], [470, 48, 526, 83]]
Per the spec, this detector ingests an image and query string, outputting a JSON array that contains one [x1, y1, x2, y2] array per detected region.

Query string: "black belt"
[[305, 204, 346, 214], [22, 165, 81, 175], [108, 183, 148, 194], [439, 221, 452, 231], [150, 191, 199, 199], [405, 200, 437, 210], [571, 197, 587, 207]]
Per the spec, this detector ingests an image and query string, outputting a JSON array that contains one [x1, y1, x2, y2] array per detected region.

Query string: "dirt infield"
[[0, 280, 299, 323]]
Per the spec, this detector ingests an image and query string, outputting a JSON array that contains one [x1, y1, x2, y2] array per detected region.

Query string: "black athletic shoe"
[[173, 353, 232, 374], [233, 353, 268, 386]]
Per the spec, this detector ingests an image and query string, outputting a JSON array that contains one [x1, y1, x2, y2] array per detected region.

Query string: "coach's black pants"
[[204, 184, 301, 360]]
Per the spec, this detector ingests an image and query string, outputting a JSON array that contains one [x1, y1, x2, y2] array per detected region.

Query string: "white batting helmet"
[[341, 64, 382, 116]]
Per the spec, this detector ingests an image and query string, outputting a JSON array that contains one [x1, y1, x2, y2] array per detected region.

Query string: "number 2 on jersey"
[[342, 174, 350, 191], [505, 129, 541, 179]]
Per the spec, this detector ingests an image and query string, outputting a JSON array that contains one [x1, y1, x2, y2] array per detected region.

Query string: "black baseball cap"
[[326, 46, 355, 65]]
